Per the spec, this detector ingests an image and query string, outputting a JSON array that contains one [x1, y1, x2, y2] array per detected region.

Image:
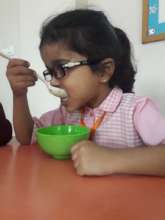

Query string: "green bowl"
[[36, 124, 90, 160]]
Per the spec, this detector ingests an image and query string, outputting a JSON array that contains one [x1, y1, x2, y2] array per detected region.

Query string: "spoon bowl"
[[37, 74, 68, 98]]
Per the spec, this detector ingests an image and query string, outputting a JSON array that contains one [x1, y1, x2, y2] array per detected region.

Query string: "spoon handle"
[[0, 52, 10, 60], [36, 73, 47, 85]]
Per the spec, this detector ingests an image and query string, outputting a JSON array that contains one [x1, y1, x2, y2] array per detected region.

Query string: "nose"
[[50, 77, 61, 87]]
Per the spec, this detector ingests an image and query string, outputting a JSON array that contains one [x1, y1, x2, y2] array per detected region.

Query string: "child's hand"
[[71, 140, 115, 176], [6, 59, 37, 97]]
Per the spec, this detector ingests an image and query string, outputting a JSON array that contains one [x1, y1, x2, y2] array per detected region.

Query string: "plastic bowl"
[[36, 124, 90, 160]]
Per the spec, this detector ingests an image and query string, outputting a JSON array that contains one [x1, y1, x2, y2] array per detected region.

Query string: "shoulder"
[[121, 92, 161, 117], [120, 92, 156, 111], [106, 87, 159, 113], [115, 92, 140, 116], [132, 95, 165, 145], [116, 91, 162, 119]]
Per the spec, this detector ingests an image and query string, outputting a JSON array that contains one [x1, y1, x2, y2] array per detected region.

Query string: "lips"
[[61, 96, 69, 105]]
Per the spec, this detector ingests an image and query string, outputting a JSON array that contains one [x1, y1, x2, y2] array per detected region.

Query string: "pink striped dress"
[[32, 87, 165, 148]]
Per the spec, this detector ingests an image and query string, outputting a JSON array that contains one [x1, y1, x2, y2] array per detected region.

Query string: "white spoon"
[[0, 52, 11, 60], [0, 52, 68, 98]]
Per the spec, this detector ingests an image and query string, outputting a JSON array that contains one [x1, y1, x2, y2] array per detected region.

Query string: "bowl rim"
[[36, 124, 90, 137]]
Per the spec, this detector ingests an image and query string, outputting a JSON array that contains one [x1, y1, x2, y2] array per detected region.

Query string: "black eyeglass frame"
[[42, 59, 102, 81]]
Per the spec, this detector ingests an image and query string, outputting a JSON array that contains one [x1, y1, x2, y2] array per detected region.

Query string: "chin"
[[62, 99, 84, 113], [64, 105, 77, 113]]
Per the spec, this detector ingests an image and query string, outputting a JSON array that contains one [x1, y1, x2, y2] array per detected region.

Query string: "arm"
[[6, 59, 37, 145], [0, 103, 12, 146], [13, 95, 34, 144], [71, 98, 165, 176], [71, 141, 165, 176], [111, 144, 165, 176]]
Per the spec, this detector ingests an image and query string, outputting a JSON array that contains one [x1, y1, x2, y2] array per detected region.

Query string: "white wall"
[[0, 0, 20, 122], [0, 0, 165, 129]]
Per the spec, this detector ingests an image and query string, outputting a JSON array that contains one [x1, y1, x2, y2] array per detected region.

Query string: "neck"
[[88, 86, 111, 108]]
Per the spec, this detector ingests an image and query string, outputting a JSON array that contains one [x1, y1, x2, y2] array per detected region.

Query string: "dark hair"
[[39, 9, 136, 92]]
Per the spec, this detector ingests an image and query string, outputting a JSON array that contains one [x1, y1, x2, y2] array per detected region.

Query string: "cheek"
[[66, 68, 98, 92], [65, 75, 98, 99], [62, 72, 99, 112]]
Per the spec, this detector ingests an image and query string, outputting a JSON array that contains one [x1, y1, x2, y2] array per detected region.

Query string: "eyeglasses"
[[43, 59, 102, 81]]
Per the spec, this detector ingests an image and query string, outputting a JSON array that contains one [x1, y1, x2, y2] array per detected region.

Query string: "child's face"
[[40, 43, 111, 112]]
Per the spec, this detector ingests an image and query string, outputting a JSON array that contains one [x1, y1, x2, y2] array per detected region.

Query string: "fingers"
[[6, 58, 37, 96], [71, 141, 109, 176], [72, 153, 85, 176], [11, 75, 36, 88], [7, 58, 30, 68], [71, 143, 81, 164], [7, 66, 37, 80], [71, 141, 87, 176], [75, 165, 85, 176], [71, 143, 81, 154]]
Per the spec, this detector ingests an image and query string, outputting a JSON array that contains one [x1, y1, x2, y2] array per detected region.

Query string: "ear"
[[99, 58, 115, 83]]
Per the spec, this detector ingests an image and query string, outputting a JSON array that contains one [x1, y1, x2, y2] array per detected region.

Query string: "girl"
[[0, 103, 12, 146], [6, 9, 165, 176]]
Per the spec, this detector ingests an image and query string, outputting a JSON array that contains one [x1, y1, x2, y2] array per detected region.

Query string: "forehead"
[[40, 43, 86, 66]]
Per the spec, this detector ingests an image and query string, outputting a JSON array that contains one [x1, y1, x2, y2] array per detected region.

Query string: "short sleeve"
[[134, 97, 165, 146]]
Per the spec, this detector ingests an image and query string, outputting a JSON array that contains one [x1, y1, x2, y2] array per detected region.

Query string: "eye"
[[53, 65, 66, 79]]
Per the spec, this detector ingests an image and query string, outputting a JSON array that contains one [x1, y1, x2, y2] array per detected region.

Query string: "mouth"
[[49, 86, 68, 98], [61, 96, 69, 105]]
